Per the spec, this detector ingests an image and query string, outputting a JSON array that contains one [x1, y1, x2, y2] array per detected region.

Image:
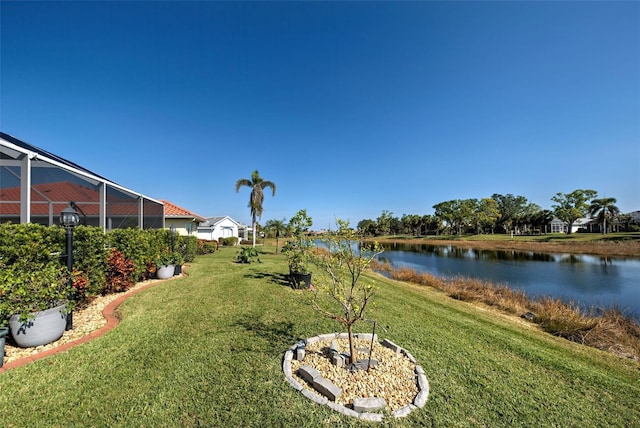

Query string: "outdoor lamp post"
[[60, 205, 80, 330], [170, 225, 176, 253]]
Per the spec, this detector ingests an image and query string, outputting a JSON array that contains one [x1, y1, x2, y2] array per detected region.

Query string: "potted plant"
[[0, 262, 72, 348], [155, 251, 181, 279], [282, 209, 314, 289], [283, 243, 313, 289], [173, 252, 184, 276]]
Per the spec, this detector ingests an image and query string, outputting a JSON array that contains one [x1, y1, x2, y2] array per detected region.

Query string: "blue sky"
[[2, 1, 638, 229]]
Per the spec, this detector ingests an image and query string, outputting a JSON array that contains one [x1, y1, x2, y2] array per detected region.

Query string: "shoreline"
[[365, 237, 640, 258]]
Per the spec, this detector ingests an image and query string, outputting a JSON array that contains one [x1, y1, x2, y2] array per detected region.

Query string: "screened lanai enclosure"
[[0, 132, 164, 230]]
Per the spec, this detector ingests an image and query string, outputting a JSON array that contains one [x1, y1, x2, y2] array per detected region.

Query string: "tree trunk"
[[252, 217, 256, 247], [347, 323, 356, 365]]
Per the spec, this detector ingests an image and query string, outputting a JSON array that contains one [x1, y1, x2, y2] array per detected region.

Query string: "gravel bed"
[[290, 337, 419, 412]]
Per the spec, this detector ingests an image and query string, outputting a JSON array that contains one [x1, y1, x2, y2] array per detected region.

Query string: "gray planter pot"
[[156, 265, 175, 279], [0, 327, 8, 367], [8, 304, 67, 348], [289, 271, 312, 289]]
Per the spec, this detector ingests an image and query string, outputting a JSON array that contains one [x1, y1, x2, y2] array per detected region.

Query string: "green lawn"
[[0, 247, 638, 427]]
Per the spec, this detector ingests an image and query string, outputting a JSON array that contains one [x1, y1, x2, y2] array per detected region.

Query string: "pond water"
[[376, 243, 640, 319]]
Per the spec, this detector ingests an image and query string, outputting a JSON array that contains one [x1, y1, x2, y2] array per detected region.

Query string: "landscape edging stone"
[[283, 334, 430, 422]]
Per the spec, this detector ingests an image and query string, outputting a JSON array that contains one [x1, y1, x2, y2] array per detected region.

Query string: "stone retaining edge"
[[283, 334, 430, 422]]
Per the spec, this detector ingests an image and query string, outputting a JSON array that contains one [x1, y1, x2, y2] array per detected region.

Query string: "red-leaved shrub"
[[103, 248, 136, 294], [71, 268, 91, 307]]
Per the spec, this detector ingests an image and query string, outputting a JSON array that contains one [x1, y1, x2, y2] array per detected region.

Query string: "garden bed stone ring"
[[282, 333, 429, 422]]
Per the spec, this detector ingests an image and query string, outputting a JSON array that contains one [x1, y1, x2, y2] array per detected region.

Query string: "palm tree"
[[589, 197, 620, 234], [235, 170, 276, 247], [264, 218, 287, 254]]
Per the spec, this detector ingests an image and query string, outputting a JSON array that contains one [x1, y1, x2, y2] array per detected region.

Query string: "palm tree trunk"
[[252, 218, 256, 247]]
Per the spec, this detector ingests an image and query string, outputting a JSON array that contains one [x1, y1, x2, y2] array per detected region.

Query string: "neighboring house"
[[160, 200, 206, 236], [550, 218, 595, 234], [197, 216, 243, 241], [237, 222, 250, 241], [550, 218, 567, 233]]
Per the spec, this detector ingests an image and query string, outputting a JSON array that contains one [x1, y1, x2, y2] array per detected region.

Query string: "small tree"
[[356, 219, 376, 237], [473, 198, 501, 234], [492, 193, 530, 234], [282, 209, 313, 274], [263, 218, 288, 253], [589, 197, 620, 234], [235, 170, 276, 247], [310, 218, 384, 364]]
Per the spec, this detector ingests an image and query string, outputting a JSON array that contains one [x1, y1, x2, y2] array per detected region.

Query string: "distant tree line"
[[235, 169, 636, 239], [259, 189, 637, 239], [354, 190, 637, 237]]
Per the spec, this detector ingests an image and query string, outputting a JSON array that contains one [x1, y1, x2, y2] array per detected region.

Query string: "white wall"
[[166, 219, 198, 236], [197, 217, 239, 241]]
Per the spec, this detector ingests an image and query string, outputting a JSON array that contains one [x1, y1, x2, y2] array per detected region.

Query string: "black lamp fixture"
[[60, 204, 80, 330], [60, 205, 80, 229]]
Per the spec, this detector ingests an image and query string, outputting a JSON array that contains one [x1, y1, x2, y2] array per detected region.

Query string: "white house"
[[550, 217, 594, 234], [197, 216, 243, 241], [237, 222, 251, 241]]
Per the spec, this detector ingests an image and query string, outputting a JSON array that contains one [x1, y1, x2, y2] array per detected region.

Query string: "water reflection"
[[385, 243, 557, 262], [377, 243, 640, 318]]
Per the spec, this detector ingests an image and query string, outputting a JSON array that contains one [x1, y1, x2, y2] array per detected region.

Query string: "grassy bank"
[[374, 261, 640, 361], [0, 247, 638, 426]]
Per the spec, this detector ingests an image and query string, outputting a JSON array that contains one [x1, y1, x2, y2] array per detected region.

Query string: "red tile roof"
[[0, 184, 203, 223], [160, 200, 206, 222], [1, 181, 141, 216]]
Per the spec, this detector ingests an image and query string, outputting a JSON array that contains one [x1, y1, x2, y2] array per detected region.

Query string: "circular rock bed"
[[283, 333, 429, 422]]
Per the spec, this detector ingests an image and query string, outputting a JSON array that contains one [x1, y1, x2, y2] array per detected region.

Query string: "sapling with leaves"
[[282, 209, 313, 274], [235, 246, 261, 264], [310, 218, 384, 365]]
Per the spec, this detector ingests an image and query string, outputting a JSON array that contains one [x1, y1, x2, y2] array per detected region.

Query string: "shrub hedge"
[[219, 237, 238, 246], [73, 225, 108, 297], [196, 239, 218, 255], [0, 223, 198, 309]]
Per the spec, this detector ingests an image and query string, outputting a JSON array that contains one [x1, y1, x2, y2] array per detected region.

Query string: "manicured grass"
[[0, 247, 638, 426]]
